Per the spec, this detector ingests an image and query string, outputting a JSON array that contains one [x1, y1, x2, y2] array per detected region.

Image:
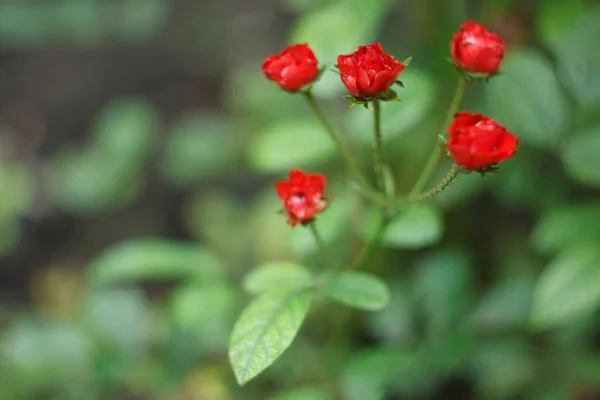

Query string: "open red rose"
[[451, 20, 506, 74], [337, 43, 405, 99], [275, 169, 327, 227], [261, 43, 319, 92], [447, 112, 518, 170]]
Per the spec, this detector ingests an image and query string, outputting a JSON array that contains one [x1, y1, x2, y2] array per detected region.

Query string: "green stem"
[[349, 77, 468, 271], [356, 164, 461, 209], [351, 211, 388, 270], [372, 99, 385, 192], [303, 92, 374, 191], [397, 164, 459, 205], [308, 222, 333, 268], [349, 166, 460, 270], [408, 76, 468, 196]]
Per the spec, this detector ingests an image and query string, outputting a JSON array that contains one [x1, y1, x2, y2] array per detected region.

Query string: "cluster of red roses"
[[262, 21, 519, 227]]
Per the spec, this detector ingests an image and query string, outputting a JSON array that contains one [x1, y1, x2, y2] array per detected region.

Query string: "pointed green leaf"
[[229, 290, 312, 385], [531, 245, 600, 329], [243, 262, 313, 294], [323, 271, 390, 311]]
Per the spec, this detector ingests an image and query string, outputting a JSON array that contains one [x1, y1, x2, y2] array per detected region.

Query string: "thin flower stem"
[[349, 75, 468, 271], [308, 221, 333, 268], [350, 164, 460, 270], [372, 99, 385, 192], [351, 211, 387, 270], [303, 92, 375, 192], [395, 164, 459, 206], [408, 76, 468, 196]]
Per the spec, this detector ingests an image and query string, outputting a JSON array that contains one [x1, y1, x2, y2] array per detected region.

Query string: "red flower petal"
[[275, 169, 328, 228], [262, 43, 319, 91], [275, 181, 289, 199], [450, 20, 506, 74], [447, 112, 518, 170], [337, 42, 405, 98]]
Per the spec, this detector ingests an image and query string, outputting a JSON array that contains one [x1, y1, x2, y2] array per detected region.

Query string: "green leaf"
[[485, 49, 570, 148], [290, 0, 391, 63], [2, 318, 93, 373], [51, 97, 158, 214], [114, 0, 168, 42], [382, 204, 443, 249], [224, 63, 311, 120], [51, 148, 142, 213], [229, 290, 312, 385], [413, 249, 473, 336], [367, 280, 415, 344], [471, 339, 535, 399], [185, 191, 248, 259], [169, 283, 236, 352], [87, 238, 222, 285], [531, 202, 600, 254], [551, 8, 600, 107], [84, 287, 151, 358], [243, 262, 313, 295], [249, 119, 336, 172], [561, 125, 600, 187], [492, 148, 567, 210], [536, 0, 585, 51], [91, 97, 158, 161], [323, 271, 390, 311], [345, 69, 436, 144], [160, 113, 239, 187], [470, 279, 534, 332], [267, 386, 334, 400], [531, 245, 600, 329], [341, 347, 416, 400]]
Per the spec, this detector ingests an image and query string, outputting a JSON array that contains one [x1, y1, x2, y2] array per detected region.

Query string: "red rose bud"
[[337, 43, 405, 99], [447, 112, 518, 170], [275, 169, 327, 227], [451, 20, 506, 74], [261, 43, 319, 92]]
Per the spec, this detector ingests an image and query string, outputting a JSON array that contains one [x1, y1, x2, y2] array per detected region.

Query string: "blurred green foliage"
[[1, 0, 600, 399]]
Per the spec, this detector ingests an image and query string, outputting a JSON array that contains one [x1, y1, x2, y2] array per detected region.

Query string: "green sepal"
[[344, 87, 401, 107], [437, 137, 451, 160], [457, 164, 500, 176], [445, 57, 502, 82], [476, 164, 500, 176], [378, 88, 400, 102]]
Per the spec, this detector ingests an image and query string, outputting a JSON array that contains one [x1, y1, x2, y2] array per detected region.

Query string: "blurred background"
[[1, 0, 600, 399]]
